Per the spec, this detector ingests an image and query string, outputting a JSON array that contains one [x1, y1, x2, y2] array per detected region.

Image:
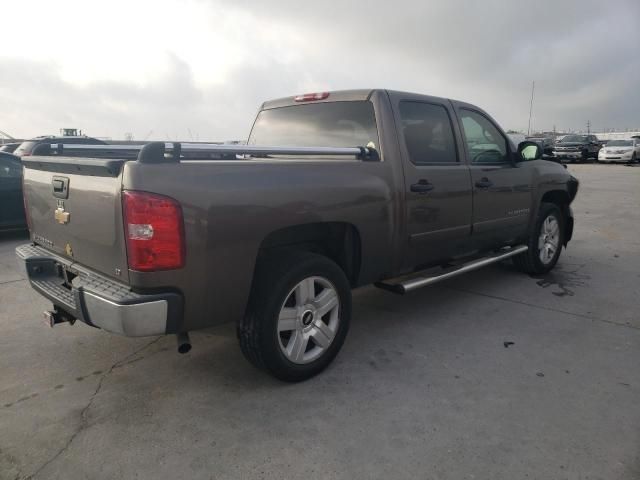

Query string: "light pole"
[[527, 81, 535, 136]]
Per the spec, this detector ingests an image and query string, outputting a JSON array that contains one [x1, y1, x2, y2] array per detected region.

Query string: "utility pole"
[[587, 120, 591, 134], [527, 81, 535, 136]]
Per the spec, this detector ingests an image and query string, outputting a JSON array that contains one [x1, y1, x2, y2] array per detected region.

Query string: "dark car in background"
[[13, 135, 107, 157], [552, 134, 601, 163], [0, 152, 26, 231], [0, 143, 22, 154], [525, 136, 555, 158]]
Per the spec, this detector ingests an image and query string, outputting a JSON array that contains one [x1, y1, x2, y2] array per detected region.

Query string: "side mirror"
[[517, 141, 542, 161]]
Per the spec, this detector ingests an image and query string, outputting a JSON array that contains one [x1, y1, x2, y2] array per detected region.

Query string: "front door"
[[455, 107, 533, 248], [392, 97, 473, 269]]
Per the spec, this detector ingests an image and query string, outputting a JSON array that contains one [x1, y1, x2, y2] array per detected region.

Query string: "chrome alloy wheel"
[[277, 276, 340, 365], [538, 215, 560, 265]]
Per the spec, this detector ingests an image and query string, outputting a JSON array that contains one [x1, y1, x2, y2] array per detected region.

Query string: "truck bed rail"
[[31, 142, 376, 163]]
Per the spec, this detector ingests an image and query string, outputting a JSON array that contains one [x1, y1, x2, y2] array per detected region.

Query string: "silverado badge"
[[54, 202, 70, 225]]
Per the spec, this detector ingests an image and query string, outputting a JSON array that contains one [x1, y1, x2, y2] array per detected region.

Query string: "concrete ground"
[[1, 164, 638, 480]]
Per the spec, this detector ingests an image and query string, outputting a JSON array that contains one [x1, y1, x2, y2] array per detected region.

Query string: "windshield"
[[606, 140, 632, 147], [561, 135, 588, 143], [248, 101, 379, 151]]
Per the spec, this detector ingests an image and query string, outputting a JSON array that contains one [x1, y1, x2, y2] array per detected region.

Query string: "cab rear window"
[[248, 101, 379, 151]]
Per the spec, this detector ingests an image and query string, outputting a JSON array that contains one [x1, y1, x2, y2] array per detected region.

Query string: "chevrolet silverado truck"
[[553, 134, 601, 163], [16, 89, 579, 381]]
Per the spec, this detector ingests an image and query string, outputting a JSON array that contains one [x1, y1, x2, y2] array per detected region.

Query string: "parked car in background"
[[0, 152, 26, 231], [553, 134, 601, 163], [0, 143, 22, 154], [525, 136, 555, 157], [597, 138, 640, 163], [16, 89, 578, 381], [507, 133, 526, 146], [13, 135, 107, 157]]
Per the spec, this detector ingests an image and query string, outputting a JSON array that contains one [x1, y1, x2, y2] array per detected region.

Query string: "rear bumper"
[[16, 243, 183, 336]]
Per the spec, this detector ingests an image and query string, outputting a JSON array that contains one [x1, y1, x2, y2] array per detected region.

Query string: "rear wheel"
[[238, 252, 351, 382], [513, 203, 564, 274]]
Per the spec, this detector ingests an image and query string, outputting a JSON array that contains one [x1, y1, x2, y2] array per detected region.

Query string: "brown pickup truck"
[[16, 89, 578, 381]]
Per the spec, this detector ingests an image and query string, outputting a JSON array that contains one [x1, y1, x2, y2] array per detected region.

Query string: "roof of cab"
[[261, 89, 376, 110]]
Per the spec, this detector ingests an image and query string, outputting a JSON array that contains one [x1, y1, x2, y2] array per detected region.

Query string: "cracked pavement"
[[1, 164, 639, 480]]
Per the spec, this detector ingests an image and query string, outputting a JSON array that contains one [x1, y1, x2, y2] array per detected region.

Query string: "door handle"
[[475, 178, 493, 189], [410, 180, 434, 193]]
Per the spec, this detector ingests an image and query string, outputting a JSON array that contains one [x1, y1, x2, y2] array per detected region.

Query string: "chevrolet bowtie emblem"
[[54, 206, 70, 225]]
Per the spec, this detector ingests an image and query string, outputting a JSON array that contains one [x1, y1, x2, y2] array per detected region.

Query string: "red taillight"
[[294, 92, 330, 102], [122, 191, 185, 272]]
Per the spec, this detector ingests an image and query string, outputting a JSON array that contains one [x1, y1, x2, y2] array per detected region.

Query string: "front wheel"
[[581, 150, 589, 163], [238, 252, 351, 382], [513, 203, 564, 274]]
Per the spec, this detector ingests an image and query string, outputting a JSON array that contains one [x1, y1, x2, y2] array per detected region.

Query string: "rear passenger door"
[[390, 93, 473, 269], [453, 105, 533, 248]]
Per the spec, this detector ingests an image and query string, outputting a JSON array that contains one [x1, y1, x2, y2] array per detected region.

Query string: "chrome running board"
[[375, 245, 528, 294]]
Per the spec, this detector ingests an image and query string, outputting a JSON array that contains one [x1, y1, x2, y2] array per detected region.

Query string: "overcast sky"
[[1, 0, 639, 141]]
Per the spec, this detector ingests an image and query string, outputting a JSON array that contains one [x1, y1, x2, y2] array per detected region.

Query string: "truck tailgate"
[[22, 156, 129, 283]]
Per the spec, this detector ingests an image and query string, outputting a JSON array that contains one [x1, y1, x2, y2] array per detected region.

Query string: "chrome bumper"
[[16, 244, 182, 337]]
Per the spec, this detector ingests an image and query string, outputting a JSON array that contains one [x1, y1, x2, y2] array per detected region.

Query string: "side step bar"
[[375, 245, 528, 294]]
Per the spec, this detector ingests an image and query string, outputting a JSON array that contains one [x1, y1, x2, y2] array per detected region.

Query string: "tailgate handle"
[[51, 176, 69, 199]]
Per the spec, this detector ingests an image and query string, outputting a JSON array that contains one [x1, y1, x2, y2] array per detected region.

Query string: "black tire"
[[238, 251, 351, 382], [513, 202, 564, 275], [581, 149, 589, 163]]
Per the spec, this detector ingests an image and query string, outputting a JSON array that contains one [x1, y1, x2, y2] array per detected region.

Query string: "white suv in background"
[[598, 138, 640, 163]]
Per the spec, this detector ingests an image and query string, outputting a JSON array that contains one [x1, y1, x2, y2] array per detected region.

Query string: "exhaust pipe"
[[176, 332, 192, 354]]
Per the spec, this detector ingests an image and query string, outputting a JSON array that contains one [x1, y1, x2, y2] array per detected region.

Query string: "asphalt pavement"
[[1, 164, 638, 480]]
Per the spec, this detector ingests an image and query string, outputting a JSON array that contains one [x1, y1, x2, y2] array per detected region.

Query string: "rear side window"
[[399, 102, 458, 164], [248, 101, 379, 151]]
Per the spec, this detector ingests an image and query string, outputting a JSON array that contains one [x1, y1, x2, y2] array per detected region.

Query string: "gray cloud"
[[1, 0, 639, 140]]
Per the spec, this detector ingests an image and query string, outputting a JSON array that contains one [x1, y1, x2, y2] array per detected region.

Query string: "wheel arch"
[[256, 222, 362, 287], [539, 190, 574, 245]]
